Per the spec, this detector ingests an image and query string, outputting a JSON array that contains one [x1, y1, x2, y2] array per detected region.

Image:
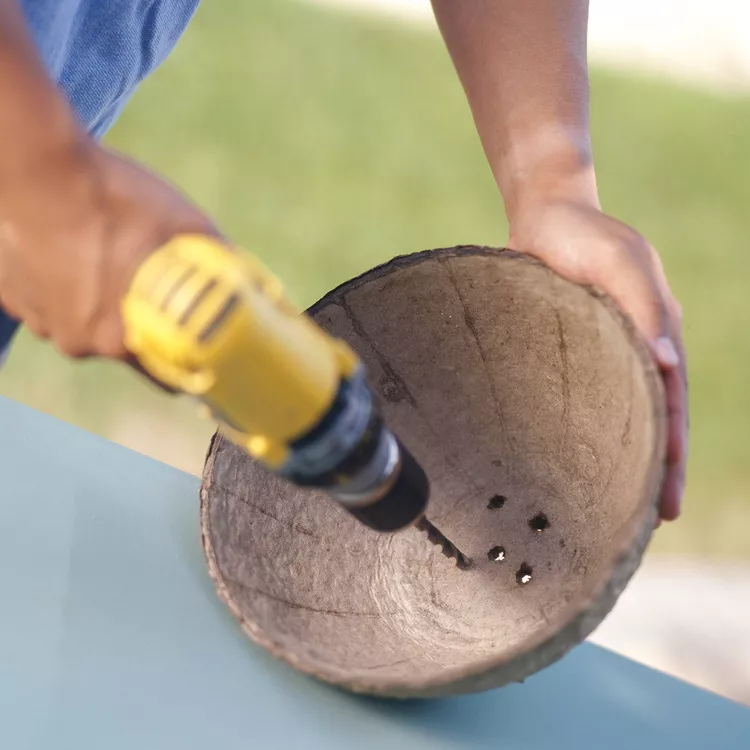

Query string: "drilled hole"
[[516, 563, 533, 585], [529, 512, 550, 531], [487, 546, 506, 563], [487, 495, 507, 510]]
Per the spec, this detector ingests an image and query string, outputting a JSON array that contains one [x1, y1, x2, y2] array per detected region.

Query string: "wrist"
[[495, 128, 600, 225], [1, 97, 84, 172], [0, 63, 84, 172], [0, 5, 85, 169]]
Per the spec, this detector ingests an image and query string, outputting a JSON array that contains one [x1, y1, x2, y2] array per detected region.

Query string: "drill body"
[[122, 236, 428, 531]]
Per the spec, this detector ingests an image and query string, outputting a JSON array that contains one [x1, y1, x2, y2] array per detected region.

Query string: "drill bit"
[[415, 516, 471, 570]]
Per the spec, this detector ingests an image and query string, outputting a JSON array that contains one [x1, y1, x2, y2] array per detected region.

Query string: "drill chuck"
[[349, 433, 429, 532], [282, 369, 429, 531]]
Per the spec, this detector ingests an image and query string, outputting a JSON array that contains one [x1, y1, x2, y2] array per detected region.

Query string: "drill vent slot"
[[178, 278, 219, 326], [160, 265, 198, 311], [199, 293, 241, 342]]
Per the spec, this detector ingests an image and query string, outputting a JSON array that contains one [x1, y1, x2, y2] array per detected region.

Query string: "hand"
[[508, 198, 687, 522], [0, 132, 216, 361]]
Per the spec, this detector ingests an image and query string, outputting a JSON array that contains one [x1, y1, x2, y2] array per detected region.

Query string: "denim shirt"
[[0, 0, 199, 355]]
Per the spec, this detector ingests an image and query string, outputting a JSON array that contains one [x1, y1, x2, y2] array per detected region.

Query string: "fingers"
[[511, 202, 688, 525], [124, 353, 178, 394], [648, 261, 688, 522], [604, 245, 672, 347], [592, 240, 687, 522], [657, 309, 688, 522]]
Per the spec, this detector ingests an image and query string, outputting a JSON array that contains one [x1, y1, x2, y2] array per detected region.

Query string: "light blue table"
[[1, 395, 748, 749]]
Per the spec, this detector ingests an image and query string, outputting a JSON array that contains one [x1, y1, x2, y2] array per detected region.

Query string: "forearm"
[[431, 0, 598, 219], [0, 1, 79, 168]]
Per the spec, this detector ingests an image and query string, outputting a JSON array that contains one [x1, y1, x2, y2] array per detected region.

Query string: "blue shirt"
[[0, 0, 199, 353]]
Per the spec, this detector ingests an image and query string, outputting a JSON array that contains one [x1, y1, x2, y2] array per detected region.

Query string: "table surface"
[[1, 395, 748, 750]]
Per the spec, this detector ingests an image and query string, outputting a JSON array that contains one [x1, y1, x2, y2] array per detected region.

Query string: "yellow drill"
[[122, 235, 429, 532]]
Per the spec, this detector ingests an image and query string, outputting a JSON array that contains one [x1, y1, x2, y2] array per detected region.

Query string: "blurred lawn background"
[[2, 0, 749, 558]]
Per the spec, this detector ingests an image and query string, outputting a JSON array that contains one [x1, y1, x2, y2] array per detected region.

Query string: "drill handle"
[[121, 235, 358, 469]]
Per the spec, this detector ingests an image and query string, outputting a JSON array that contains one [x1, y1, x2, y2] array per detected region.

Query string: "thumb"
[[592, 243, 679, 371], [651, 335, 680, 371]]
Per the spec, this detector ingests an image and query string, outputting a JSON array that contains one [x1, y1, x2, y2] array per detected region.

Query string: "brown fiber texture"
[[200, 246, 667, 698]]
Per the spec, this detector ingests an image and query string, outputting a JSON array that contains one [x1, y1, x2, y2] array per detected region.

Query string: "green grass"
[[2, 0, 750, 556]]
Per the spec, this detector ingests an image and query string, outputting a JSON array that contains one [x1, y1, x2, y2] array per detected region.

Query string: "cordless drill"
[[122, 235, 429, 532]]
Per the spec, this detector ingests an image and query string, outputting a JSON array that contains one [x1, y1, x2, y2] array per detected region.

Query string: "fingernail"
[[653, 336, 679, 368]]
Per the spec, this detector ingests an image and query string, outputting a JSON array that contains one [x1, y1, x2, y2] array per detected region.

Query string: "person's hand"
[[0, 131, 216, 361], [508, 198, 687, 522]]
